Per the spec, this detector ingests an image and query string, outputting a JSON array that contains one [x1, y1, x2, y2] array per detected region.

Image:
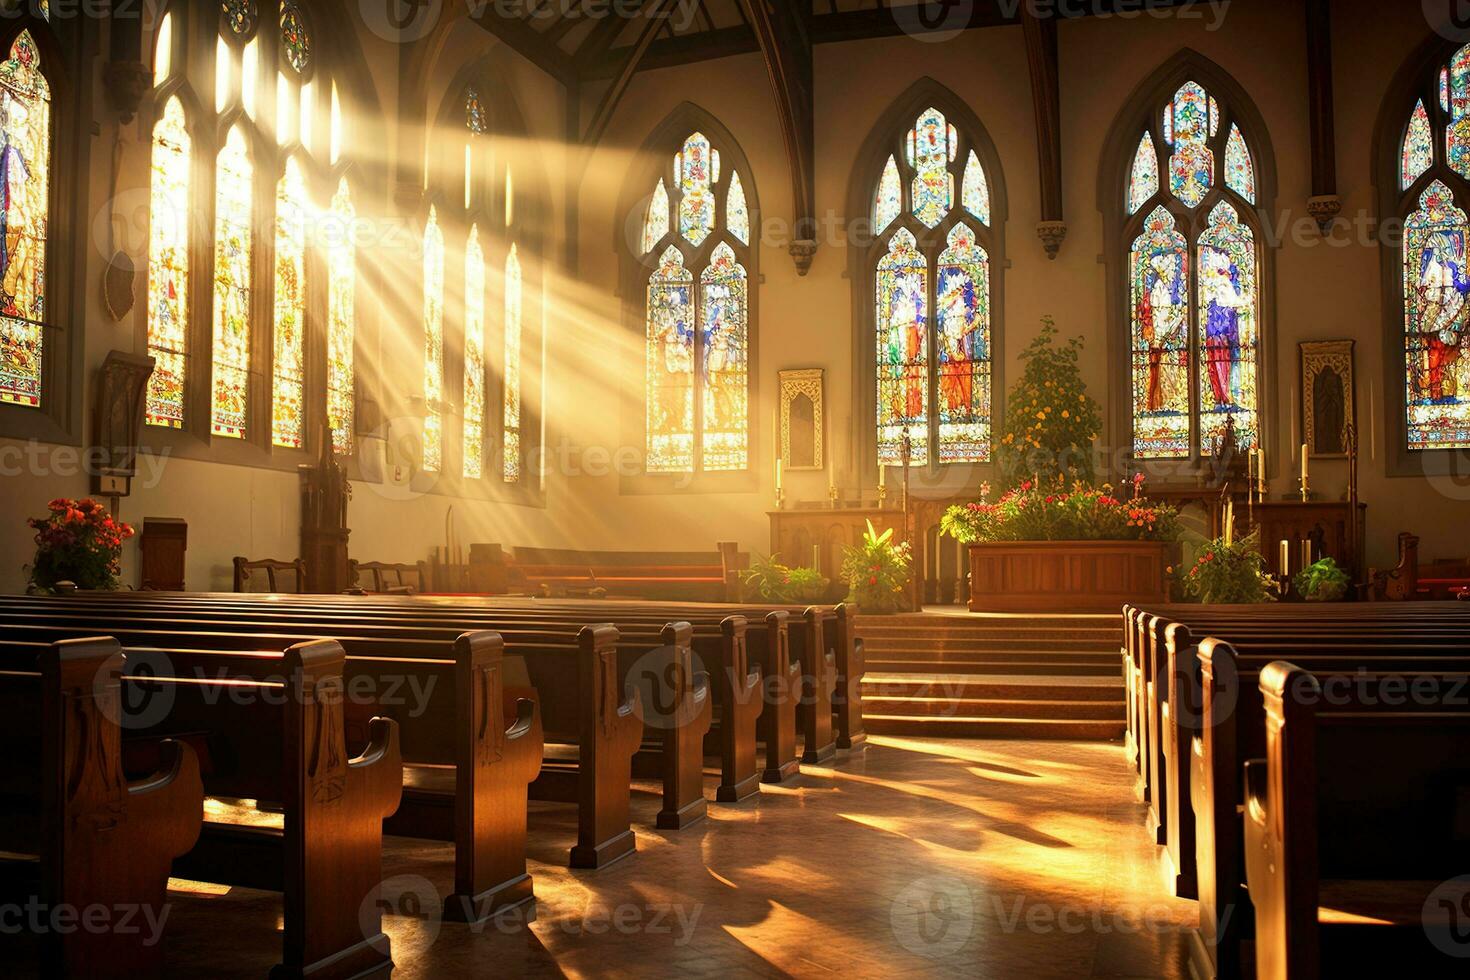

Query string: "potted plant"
[[995, 316, 1103, 487], [840, 520, 913, 615], [1293, 557, 1350, 602], [1179, 530, 1276, 604], [26, 497, 135, 593], [740, 554, 830, 604]]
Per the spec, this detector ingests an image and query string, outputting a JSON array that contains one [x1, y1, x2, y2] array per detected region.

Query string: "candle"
[[1224, 500, 1234, 547], [879, 464, 886, 489], [1301, 539, 1313, 570], [1301, 443, 1309, 488], [1256, 448, 1266, 494], [812, 544, 820, 574], [775, 457, 782, 493], [1279, 539, 1290, 576]]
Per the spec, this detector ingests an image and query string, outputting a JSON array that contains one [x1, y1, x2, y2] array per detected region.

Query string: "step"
[[862, 696, 1123, 720], [860, 639, 1119, 654], [864, 648, 1119, 665], [860, 675, 1124, 701], [856, 629, 1121, 645], [867, 659, 1121, 677], [864, 714, 1126, 740]]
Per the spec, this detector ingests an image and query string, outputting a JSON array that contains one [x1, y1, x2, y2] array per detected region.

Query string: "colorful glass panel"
[[1129, 206, 1191, 459], [874, 154, 901, 232], [465, 86, 487, 134], [1166, 81, 1214, 208], [222, 0, 256, 36], [700, 243, 748, 472], [1224, 124, 1255, 204], [503, 244, 523, 483], [935, 223, 991, 463], [1449, 44, 1470, 180], [210, 127, 252, 438], [462, 227, 485, 479], [1403, 100, 1434, 191], [1196, 201, 1259, 453], [146, 97, 189, 428], [0, 31, 48, 409], [961, 150, 990, 226], [677, 132, 717, 247], [327, 178, 355, 453], [906, 107, 956, 229], [1443, 67, 1452, 113], [1128, 132, 1160, 215], [280, 0, 310, 74], [270, 157, 306, 448], [1404, 181, 1470, 449], [727, 170, 750, 246], [646, 246, 694, 473], [642, 178, 669, 255], [422, 208, 444, 471], [876, 229, 929, 465]]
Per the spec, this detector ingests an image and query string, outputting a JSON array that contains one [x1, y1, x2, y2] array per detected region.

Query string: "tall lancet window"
[[503, 243, 522, 482], [422, 207, 445, 472], [637, 130, 753, 474], [462, 225, 485, 479], [868, 105, 995, 466], [0, 32, 53, 410], [1123, 79, 1262, 460]]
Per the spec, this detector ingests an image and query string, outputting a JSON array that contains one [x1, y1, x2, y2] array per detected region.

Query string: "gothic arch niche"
[[616, 101, 761, 495], [1097, 49, 1279, 478], [1373, 32, 1470, 479], [845, 77, 1008, 491]]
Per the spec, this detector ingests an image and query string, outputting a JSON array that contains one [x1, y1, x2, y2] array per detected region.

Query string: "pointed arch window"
[[146, 94, 190, 428], [0, 31, 52, 410], [462, 225, 486, 479], [868, 105, 996, 466], [271, 156, 307, 448], [326, 175, 355, 453], [422, 207, 445, 472], [637, 129, 753, 475], [503, 244, 523, 482], [1122, 78, 1263, 460], [211, 126, 253, 438]]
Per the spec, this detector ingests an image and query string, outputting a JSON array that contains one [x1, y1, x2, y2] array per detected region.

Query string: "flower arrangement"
[[941, 475, 1180, 544], [26, 498, 135, 593], [840, 520, 913, 615], [740, 554, 830, 604], [1293, 557, 1350, 603], [1179, 530, 1275, 604], [995, 316, 1103, 488]]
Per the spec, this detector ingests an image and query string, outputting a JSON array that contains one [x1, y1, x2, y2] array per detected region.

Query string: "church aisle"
[[156, 738, 1194, 979]]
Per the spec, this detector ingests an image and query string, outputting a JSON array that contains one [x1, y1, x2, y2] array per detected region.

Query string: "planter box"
[[968, 540, 1169, 614]]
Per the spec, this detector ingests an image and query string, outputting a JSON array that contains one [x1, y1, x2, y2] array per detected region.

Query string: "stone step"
[[864, 714, 1126, 740], [863, 696, 1123, 720], [860, 675, 1124, 701], [866, 658, 1121, 677]]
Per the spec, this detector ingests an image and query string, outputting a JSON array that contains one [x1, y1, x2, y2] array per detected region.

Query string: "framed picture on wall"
[[1301, 340, 1356, 459], [778, 369, 825, 470]]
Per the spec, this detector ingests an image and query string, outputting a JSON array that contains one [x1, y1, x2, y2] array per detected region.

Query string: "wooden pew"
[[1370, 531, 1470, 601], [349, 560, 430, 594], [0, 639, 202, 978], [232, 556, 307, 593], [1244, 661, 1470, 978], [508, 543, 748, 602]]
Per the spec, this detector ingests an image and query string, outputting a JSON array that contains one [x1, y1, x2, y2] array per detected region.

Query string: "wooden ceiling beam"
[[466, 3, 578, 87], [582, 0, 683, 148], [1022, 6, 1066, 259], [1305, 0, 1341, 231]]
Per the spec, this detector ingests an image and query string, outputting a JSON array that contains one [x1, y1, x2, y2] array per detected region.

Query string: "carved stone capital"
[[1036, 220, 1068, 260], [104, 61, 151, 125], [1307, 194, 1343, 233], [790, 238, 818, 276]]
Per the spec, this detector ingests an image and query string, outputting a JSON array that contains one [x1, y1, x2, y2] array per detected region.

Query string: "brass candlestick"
[[877, 484, 888, 510], [829, 485, 840, 509], [1299, 475, 1310, 503], [775, 486, 786, 511]]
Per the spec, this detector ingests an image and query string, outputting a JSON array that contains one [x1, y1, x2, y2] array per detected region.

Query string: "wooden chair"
[[232, 556, 307, 594], [349, 560, 429, 594]]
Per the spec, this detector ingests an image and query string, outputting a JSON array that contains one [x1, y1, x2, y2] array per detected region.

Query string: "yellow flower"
[[1062, 410, 1070, 418]]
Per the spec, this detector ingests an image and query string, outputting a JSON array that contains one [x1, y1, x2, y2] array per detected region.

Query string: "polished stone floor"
[[21, 738, 1197, 978]]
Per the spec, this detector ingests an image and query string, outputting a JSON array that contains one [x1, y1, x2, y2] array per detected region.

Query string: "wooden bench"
[[1370, 532, 1470, 600], [1244, 661, 1470, 978], [232, 556, 307, 594], [508, 544, 748, 602], [349, 560, 430, 594], [0, 638, 202, 978]]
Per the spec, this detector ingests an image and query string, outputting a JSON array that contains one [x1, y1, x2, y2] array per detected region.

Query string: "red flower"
[[868, 576, 878, 585]]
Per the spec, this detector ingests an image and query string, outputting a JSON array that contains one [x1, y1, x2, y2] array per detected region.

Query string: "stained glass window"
[[961, 150, 990, 226], [642, 178, 669, 254], [422, 208, 444, 471], [874, 155, 901, 232], [503, 244, 523, 482], [1224, 124, 1255, 204], [154, 12, 173, 85], [677, 132, 717, 247], [327, 178, 355, 453], [1443, 67, 1451, 113], [0, 31, 49, 409], [211, 126, 252, 438], [727, 171, 750, 246], [1449, 44, 1470, 181], [1129, 207, 1191, 459], [1128, 133, 1160, 215], [146, 96, 190, 428], [906, 107, 957, 229], [279, 1, 310, 74], [222, 0, 256, 37], [462, 226, 485, 479], [1166, 82, 1213, 208], [646, 245, 695, 473], [936, 224, 991, 463], [876, 229, 929, 466], [699, 243, 747, 471], [465, 86, 486, 134], [1403, 100, 1434, 190], [1197, 202, 1259, 453], [1404, 181, 1470, 449], [271, 157, 306, 448]]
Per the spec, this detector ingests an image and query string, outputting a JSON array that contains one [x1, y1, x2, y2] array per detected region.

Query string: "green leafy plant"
[[995, 316, 1103, 488], [941, 474, 1180, 544], [1294, 557, 1350, 602], [26, 498, 135, 593], [1179, 530, 1276, 604], [840, 519, 913, 615], [740, 554, 830, 603]]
